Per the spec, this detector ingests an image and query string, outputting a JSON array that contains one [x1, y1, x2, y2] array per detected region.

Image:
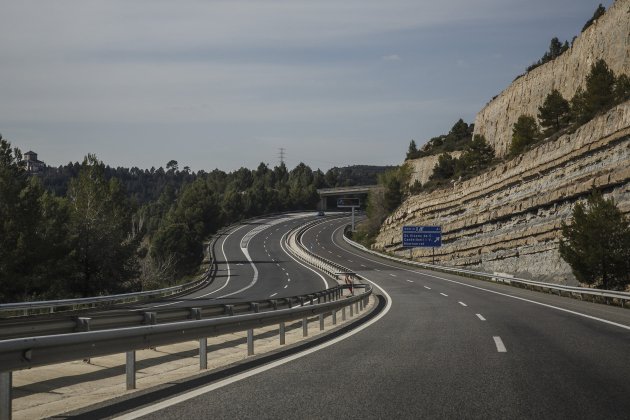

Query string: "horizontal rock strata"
[[374, 103, 630, 284]]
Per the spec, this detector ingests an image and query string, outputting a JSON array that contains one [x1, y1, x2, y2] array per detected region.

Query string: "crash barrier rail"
[[0, 218, 373, 420], [0, 283, 372, 420], [0, 236, 219, 319], [0, 211, 311, 318], [342, 226, 630, 307], [0, 214, 347, 341], [286, 217, 356, 281]]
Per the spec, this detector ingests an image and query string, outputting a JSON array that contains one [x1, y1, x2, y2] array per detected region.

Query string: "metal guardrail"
[[0, 211, 323, 318], [0, 217, 374, 420], [287, 217, 357, 281], [0, 234, 220, 318], [342, 226, 630, 307]]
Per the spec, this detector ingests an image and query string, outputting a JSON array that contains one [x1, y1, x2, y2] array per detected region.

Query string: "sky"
[[0, 0, 613, 172]]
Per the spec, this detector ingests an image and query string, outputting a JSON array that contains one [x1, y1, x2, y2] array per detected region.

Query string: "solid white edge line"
[[279, 229, 329, 290], [493, 336, 507, 352], [148, 224, 245, 307], [332, 223, 630, 332], [113, 277, 392, 420]]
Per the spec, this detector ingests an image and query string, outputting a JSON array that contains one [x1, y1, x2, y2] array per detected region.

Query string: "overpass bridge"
[[316, 185, 380, 210]]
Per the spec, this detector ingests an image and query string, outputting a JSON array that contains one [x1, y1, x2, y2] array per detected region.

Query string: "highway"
[[118, 213, 330, 310], [56, 215, 630, 418]]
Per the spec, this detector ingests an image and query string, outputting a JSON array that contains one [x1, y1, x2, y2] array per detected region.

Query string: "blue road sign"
[[402, 226, 442, 247]]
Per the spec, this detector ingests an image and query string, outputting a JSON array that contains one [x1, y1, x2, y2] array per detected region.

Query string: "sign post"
[[402, 226, 442, 264], [338, 198, 361, 231]]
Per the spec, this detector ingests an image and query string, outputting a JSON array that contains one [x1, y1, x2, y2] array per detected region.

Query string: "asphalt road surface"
[[76, 215, 630, 419]]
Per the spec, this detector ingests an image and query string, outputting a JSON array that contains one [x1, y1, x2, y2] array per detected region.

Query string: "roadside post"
[[337, 198, 361, 231], [402, 226, 442, 264]]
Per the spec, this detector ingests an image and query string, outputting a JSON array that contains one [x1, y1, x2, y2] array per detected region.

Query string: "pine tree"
[[584, 59, 616, 112], [538, 89, 570, 135], [406, 140, 418, 160], [67, 155, 140, 296], [582, 4, 606, 32], [509, 115, 540, 156], [559, 192, 630, 289], [614, 74, 630, 104], [430, 153, 456, 181], [458, 134, 495, 175]]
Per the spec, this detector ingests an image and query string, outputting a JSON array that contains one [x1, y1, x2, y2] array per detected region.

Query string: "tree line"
[[0, 137, 388, 303]]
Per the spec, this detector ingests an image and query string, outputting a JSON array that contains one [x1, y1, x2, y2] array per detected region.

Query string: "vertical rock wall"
[[473, 0, 630, 157]]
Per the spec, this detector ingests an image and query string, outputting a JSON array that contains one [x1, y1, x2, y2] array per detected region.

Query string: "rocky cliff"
[[372, 1, 630, 285], [474, 0, 630, 157], [374, 104, 629, 284], [407, 151, 462, 186]]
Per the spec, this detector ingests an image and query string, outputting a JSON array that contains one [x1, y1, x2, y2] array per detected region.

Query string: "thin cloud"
[[382, 54, 401, 61]]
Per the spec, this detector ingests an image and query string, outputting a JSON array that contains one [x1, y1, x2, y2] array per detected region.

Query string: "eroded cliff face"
[[474, 0, 630, 157], [407, 151, 463, 186], [372, 2, 630, 284], [373, 103, 630, 284]]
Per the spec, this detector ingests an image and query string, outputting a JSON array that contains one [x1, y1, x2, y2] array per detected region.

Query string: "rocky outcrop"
[[406, 151, 463, 186], [372, 2, 630, 285], [474, 0, 630, 157], [373, 103, 630, 284]]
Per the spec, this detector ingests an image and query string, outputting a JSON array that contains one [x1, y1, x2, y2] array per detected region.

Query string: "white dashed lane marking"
[[406, 280, 414, 283], [476, 314, 486, 321], [440, 293, 448, 297], [458, 302, 467, 307], [493, 336, 507, 352], [424, 286, 431, 289]]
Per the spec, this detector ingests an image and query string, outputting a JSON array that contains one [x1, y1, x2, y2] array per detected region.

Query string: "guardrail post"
[[319, 314, 325, 331], [126, 351, 136, 390], [279, 322, 286, 345], [342, 306, 346, 321], [350, 303, 354, 317], [303, 317, 308, 337], [356, 301, 360, 313], [143, 312, 157, 325], [189, 308, 207, 370], [247, 329, 255, 356], [200, 338, 208, 370], [76, 317, 92, 363], [189, 308, 201, 320], [76, 317, 91, 332], [332, 309, 337, 325], [0, 371, 11, 420]]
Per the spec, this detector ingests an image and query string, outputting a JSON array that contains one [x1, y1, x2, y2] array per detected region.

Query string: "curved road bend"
[[89, 216, 630, 418], [141, 213, 331, 310]]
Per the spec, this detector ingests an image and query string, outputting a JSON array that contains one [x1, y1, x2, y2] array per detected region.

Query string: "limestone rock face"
[[474, 0, 630, 157], [406, 151, 463, 186], [373, 103, 630, 285]]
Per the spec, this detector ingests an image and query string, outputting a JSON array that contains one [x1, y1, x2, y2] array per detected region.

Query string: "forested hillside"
[[0, 137, 389, 303]]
